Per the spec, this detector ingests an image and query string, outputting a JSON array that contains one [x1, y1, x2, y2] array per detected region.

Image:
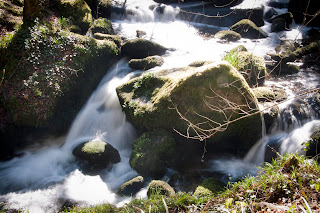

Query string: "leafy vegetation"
[[59, 154, 319, 213]]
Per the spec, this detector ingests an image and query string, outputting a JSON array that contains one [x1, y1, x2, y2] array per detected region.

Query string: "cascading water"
[[1, 0, 320, 211]]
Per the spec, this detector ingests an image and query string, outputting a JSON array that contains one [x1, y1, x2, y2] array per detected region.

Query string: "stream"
[[1, 0, 320, 212]]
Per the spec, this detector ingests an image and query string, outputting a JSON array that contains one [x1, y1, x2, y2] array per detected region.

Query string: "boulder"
[[263, 105, 280, 133], [121, 38, 168, 59], [288, 0, 320, 27], [230, 19, 267, 39], [147, 180, 175, 198], [252, 87, 287, 102], [116, 176, 145, 196], [128, 55, 164, 70], [193, 177, 225, 197], [267, 62, 299, 75], [271, 12, 293, 26], [117, 61, 262, 154], [56, 0, 93, 34], [271, 18, 287, 32], [72, 139, 120, 167], [188, 60, 213, 67], [224, 49, 267, 87], [88, 18, 114, 35], [94, 33, 122, 47], [215, 30, 241, 42], [130, 129, 176, 177], [305, 124, 320, 157], [264, 8, 278, 22]]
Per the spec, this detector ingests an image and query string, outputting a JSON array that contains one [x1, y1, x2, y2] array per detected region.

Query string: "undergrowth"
[[61, 154, 320, 213]]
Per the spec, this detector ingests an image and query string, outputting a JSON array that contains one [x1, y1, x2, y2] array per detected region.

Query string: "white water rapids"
[[1, 0, 319, 212]]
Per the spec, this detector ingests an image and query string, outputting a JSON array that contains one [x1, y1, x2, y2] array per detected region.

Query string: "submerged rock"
[[121, 38, 168, 59], [230, 19, 267, 39], [147, 180, 175, 198], [117, 61, 262, 154], [128, 55, 164, 70], [116, 176, 145, 196], [72, 139, 120, 167], [130, 129, 176, 177]]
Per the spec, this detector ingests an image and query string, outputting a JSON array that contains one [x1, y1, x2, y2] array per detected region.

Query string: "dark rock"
[[72, 139, 120, 167], [268, 1, 289, 9], [267, 62, 300, 75], [121, 38, 167, 59], [264, 8, 278, 22], [252, 87, 287, 102], [263, 105, 280, 133], [271, 12, 293, 26], [288, 0, 320, 27], [230, 19, 267, 39], [116, 176, 145, 196], [271, 18, 288, 32]]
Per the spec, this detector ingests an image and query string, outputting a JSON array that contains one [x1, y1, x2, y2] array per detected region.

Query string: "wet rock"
[[116, 176, 145, 196], [230, 19, 267, 39], [72, 139, 120, 167], [121, 38, 168, 59], [215, 30, 241, 42], [188, 60, 213, 67], [136, 30, 147, 38], [305, 124, 320, 157], [128, 55, 164, 70], [263, 104, 280, 133], [252, 87, 287, 102], [193, 177, 225, 197], [147, 180, 175, 197], [264, 8, 278, 22], [267, 62, 300, 75], [117, 61, 262, 155], [130, 129, 176, 177], [271, 18, 287, 32]]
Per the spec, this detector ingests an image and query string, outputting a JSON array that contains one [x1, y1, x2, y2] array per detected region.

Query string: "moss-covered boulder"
[[305, 125, 320, 157], [193, 177, 225, 197], [188, 60, 213, 67], [130, 129, 176, 177], [72, 139, 120, 167], [94, 33, 122, 47], [88, 18, 113, 35], [271, 18, 287, 32], [224, 49, 266, 87], [267, 62, 300, 75], [230, 19, 267, 39], [252, 87, 287, 102], [116, 176, 145, 196], [128, 55, 164, 71], [215, 30, 241, 42], [55, 0, 93, 34], [271, 12, 293, 27], [262, 104, 280, 133], [147, 180, 175, 198], [117, 61, 262, 154], [121, 38, 168, 59]]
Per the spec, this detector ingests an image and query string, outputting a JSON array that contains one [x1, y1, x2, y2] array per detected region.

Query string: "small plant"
[[133, 72, 157, 89]]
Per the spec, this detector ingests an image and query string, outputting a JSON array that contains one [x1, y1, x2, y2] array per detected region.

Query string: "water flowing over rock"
[[117, 61, 262, 154], [72, 139, 121, 167], [121, 38, 168, 59]]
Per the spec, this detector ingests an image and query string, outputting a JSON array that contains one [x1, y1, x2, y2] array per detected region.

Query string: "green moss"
[[147, 180, 175, 198], [193, 177, 225, 198], [230, 19, 267, 39], [89, 18, 113, 34], [81, 140, 106, 154], [215, 30, 241, 42], [188, 60, 213, 67], [94, 33, 121, 47]]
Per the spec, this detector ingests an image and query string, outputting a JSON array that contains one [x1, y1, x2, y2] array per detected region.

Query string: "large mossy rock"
[[224, 47, 266, 87], [121, 38, 168, 59], [130, 129, 176, 177], [72, 139, 120, 167], [252, 87, 287, 102], [117, 61, 262, 154], [55, 0, 93, 34], [88, 18, 114, 35], [193, 177, 225, 197], [147, 180, 175, 198], [230, 19, 267, 39], [128, 55, 164, 70], [116, 176, 145, 196]]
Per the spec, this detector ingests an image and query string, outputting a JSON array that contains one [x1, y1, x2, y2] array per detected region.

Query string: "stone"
[[288, 0, 320, 27], [252, 87, 287, 102], [72, 139, 120, 167], [147, 180, 175, 197], [89, 18, 114, 35], [193, 177, 225, 197], [215, 30, 241, 42], [121, 38, 167, 59], [128, 55, 164, 70], [116, 176, 145, 196], [230, 19, 267, 39]]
